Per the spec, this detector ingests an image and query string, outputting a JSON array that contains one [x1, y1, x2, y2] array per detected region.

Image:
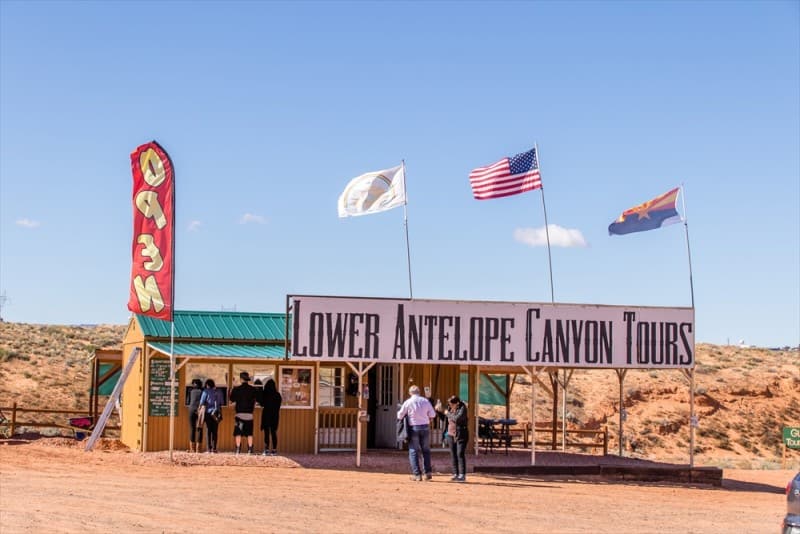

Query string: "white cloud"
[[16, 218, 41, 229], [514, 224, 588, 248], [239, 213, 266, 225], [187, 220, 202, 232]]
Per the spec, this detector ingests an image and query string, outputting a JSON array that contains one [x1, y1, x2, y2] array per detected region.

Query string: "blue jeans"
[[408, 425, 432, 476]]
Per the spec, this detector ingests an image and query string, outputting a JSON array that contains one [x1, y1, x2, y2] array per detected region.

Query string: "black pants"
[[263, 424, 278, 450], [189, 412, 203, 444], [447, 436, 467, 477], [205, 417, 219, 451]]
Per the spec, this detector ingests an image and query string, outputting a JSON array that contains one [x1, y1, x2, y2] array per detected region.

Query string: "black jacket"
[[259, 389, 282, 429], [444, 402, 469, 443]]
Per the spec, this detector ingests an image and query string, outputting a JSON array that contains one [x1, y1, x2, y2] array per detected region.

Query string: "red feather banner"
[[128, 141, 174, 321]]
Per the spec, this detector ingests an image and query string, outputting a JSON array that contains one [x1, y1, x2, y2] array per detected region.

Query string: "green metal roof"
[[148, 342, 286, 359], [137, 310, 286, 341]]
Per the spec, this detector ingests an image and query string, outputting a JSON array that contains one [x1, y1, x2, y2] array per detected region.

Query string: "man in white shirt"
[[397, 385, 436, 481]]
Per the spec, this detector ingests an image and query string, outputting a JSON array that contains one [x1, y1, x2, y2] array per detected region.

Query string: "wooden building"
[[119, 310, 463, 453]]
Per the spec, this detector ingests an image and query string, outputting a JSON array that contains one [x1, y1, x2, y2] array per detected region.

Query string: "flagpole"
[[680, 184, 695, 308], [680, 184, 696, 468], [168, 322, 176, 462], [402, 160, 414, 299], [535, 143, 555, 303]]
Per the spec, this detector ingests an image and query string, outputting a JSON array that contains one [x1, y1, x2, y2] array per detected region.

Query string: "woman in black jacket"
[[259, 378, 282, 455], [438, 395, 469, 482]]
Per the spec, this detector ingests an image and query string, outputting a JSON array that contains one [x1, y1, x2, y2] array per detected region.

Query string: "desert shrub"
[[4, 351, 31, 362], [759, 425, 782, 449], [695, 364, 720, 374]]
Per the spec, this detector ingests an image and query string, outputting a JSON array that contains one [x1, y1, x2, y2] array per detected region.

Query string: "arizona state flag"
[[128, 141, 175, 321], [608, 187, 681, 236]]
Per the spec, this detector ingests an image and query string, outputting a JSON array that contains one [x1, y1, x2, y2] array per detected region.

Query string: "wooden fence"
[[0, 402, 119, 439], [507, 421, 608, 455]]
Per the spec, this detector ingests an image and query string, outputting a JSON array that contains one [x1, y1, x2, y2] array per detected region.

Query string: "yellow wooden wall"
[[120, 318, 146, 451]]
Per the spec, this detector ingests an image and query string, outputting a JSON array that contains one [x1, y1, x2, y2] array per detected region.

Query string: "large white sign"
[[289, 296, 695, 369]]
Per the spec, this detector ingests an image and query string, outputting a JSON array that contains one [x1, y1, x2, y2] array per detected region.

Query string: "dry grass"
[[0, 322, 798, 467]]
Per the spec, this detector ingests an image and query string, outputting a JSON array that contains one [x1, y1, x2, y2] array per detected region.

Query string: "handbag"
[[210, 409, 223, 423]]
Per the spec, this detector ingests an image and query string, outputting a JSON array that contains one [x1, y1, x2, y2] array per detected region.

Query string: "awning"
[[147, 342, 285, 359]]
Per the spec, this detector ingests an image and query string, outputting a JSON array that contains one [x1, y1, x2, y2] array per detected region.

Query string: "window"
[[184, 362, 229, 406], [319, 367, 345, 407], [279, 366, 314, 409]]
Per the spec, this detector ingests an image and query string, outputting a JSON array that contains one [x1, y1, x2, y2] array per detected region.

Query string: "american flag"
[[469, 147, 542, 200]]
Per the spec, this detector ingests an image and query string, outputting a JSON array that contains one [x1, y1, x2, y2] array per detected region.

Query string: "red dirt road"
[[0, 439, 790, 533]]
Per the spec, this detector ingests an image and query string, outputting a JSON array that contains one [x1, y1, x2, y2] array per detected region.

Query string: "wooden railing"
[[507, 421, 608, 455], [0, 402, 120, 438], [317, 408, 358, 450]]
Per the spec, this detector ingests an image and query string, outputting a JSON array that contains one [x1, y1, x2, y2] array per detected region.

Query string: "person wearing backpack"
[[199, 378, 223, 453]]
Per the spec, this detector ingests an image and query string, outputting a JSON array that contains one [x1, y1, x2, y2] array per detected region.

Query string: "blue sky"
[[1, 1, 798, 348]]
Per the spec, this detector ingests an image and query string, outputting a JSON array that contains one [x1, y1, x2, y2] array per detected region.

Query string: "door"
[[374, 364, 400, 448]]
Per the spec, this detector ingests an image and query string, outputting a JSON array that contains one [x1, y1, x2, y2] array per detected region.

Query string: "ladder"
[[84, 347, 140, 452]]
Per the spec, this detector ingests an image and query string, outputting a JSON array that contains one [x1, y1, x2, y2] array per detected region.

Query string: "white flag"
[[338, 164, 406, 218]]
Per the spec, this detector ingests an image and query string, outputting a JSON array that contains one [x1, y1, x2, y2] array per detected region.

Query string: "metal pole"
[[168, 322, 176, 462], [680, 185, 695, 308], [561, 370, 566, 451], [617, 369, 626, 456], [690, 368, 696, 468], [401, 160, 413, 299], [356, 362, 363, 468], [531, 366, 536, 466], [535, 143, 555, 304]]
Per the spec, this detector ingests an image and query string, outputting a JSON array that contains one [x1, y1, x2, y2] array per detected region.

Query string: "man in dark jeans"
[[397, 385, 436, 481], [229, 371, 257, 454]]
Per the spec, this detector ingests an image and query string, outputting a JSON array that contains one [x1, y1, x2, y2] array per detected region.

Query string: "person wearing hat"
[[229, 371, 258, 454]]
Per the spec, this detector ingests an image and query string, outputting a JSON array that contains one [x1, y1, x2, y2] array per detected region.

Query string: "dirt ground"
[[0, 438, 792, 533]]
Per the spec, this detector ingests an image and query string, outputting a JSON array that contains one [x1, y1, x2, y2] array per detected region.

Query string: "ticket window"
[[184, 363, 229, 406]]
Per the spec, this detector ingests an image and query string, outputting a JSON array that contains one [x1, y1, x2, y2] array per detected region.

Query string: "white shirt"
[[397, 394, 435, 426]]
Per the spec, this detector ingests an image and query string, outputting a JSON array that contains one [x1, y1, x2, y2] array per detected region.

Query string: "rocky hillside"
[[0, 322, 797, 468]]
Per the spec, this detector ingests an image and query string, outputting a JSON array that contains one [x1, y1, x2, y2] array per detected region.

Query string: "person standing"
[[397, 385, 436, 481], [258, 378, 282, 456], [437, 395, 469, 482], [229, 371, 258, 454], [187, 378, 204, 453], [199, 378, 222, 454]]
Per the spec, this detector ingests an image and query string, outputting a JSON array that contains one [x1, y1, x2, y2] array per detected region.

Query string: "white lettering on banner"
[[290, 296, 695, 369]]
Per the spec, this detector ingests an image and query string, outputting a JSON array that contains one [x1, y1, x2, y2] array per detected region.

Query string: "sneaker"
[[262, 450, 269, 456], [457, 475, 466, 483], [247, 447, 253, 455], [410, 474, 422, 481], [424, 473, 432, 481], [270, 450, 277, 456], [235, 446, 241, 455], [450, 475, 459, 481]]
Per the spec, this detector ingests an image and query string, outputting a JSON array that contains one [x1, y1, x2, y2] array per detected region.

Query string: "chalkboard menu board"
[[149, 359, 178, 416]]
